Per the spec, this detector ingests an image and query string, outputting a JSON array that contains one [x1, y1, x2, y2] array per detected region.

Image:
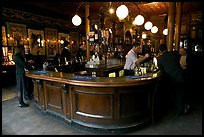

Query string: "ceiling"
[[2, 2, 202, 32]]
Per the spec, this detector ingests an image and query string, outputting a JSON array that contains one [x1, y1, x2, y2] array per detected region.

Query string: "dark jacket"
[[61, 48, 71, 64], [53, 53, 60, 65], [77, 48, 86, 58], [25, 53, 35, 70], [14, 53, 27, 74], [158, 51, 185, 85]]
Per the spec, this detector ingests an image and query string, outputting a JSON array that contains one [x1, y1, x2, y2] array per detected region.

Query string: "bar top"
[[26, 70, 160, 87]]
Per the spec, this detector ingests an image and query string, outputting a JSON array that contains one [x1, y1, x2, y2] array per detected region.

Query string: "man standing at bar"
[[14, 40, 30, 107], [124, 42, 149, 76], [157, 44, 190, 116]]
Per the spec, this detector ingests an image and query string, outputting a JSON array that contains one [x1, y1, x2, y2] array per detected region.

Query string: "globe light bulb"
[[134, 15, 144, 26], [116, 5, 129, 20], [163, 28, 168, 35], [109, 8, 114, 14], [142, 34, 147, 39], [151, 26, 158, 33], [144, 21, 153, 30], [72, 14, 82, 26]]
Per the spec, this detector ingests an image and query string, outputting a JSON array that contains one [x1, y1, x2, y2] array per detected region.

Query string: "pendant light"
[[72, 3, 84, 26], [144, 21, 153, 30], [134, 15, 144, 26], [163, 28, 168, 35], [109, 8, 114, 14], [151, 26, 158, 34], [116, 4, 129, 20], [109, 2, 114, 14], [72, 14, 82, 26], [142, 33, 147, 39]]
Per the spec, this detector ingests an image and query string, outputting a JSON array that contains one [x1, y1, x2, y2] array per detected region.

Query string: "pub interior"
[[2, 1, 202, 135]]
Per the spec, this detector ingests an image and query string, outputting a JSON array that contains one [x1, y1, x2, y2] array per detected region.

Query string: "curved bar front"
[[26, 70, 160, 130]]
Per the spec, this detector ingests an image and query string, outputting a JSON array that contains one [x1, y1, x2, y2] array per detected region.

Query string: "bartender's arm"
[[136, 53, 150, 65]]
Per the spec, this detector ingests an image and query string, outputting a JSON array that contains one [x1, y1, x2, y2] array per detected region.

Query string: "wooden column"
[[175, 2, 183, 51], [85, 3, 90, 60], [123, 22, 126, 42], [112, 22, 116, 46], [167, 2, 176, 51]]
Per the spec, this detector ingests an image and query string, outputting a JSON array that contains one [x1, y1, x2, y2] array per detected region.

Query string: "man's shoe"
[[18, 103, 29, 108]]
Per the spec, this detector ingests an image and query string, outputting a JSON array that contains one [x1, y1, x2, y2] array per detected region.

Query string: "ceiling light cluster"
[[72, 3, 163, 35], [115, 4, 159, 34]]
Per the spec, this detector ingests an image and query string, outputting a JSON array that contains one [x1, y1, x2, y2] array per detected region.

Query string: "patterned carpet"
[[2, 85, 202, 135]]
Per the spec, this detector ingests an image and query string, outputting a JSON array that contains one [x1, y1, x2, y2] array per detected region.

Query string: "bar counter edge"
[[26, 70, 161, 130]]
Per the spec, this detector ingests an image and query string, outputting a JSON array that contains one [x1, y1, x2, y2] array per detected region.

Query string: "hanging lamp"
[[144, 21, 153, 30], [116, 4, 129, 20], [134, 15, 144, 26], [72, 14, 82, 26], [163, 28, 168, 35], [72, 3, 84, 26], [151, 26, 158, 33]]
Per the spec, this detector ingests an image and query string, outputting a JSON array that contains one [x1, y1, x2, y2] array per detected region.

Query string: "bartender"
[[124, 42, 150, 76]]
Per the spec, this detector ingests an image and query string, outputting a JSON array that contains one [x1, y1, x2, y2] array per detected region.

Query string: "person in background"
[[114, 48, 119, 59], [90, 44, 95, 57], [35, 51, 43, 69], [25, 47, 35, 70], [179, 47, 192, 81], [179, 47, 187, 71], [13, 40, 30, 107], [52, 49, 60, 66], [179, 47, 193, 106], [60, 40, 71, 64], [124, 42, 150, 76], [157, 44, 190, 116], [77, 43, 86, 60]]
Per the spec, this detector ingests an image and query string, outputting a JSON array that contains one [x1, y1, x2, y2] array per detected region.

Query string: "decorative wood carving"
[[6, 22, 27, 47], [28, 29, 45, 55], [45, 28, 58, 57]]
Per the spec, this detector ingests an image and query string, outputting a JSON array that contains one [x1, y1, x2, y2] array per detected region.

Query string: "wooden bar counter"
[[26, 70, 160, 130]]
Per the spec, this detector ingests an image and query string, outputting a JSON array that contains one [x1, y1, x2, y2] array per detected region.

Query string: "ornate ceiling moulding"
[[2, 7, 82, 32]]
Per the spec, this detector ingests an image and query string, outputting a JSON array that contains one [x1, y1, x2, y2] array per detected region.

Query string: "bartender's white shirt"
[[124, 49, 138, 70], [180, 55, 187, 70]]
